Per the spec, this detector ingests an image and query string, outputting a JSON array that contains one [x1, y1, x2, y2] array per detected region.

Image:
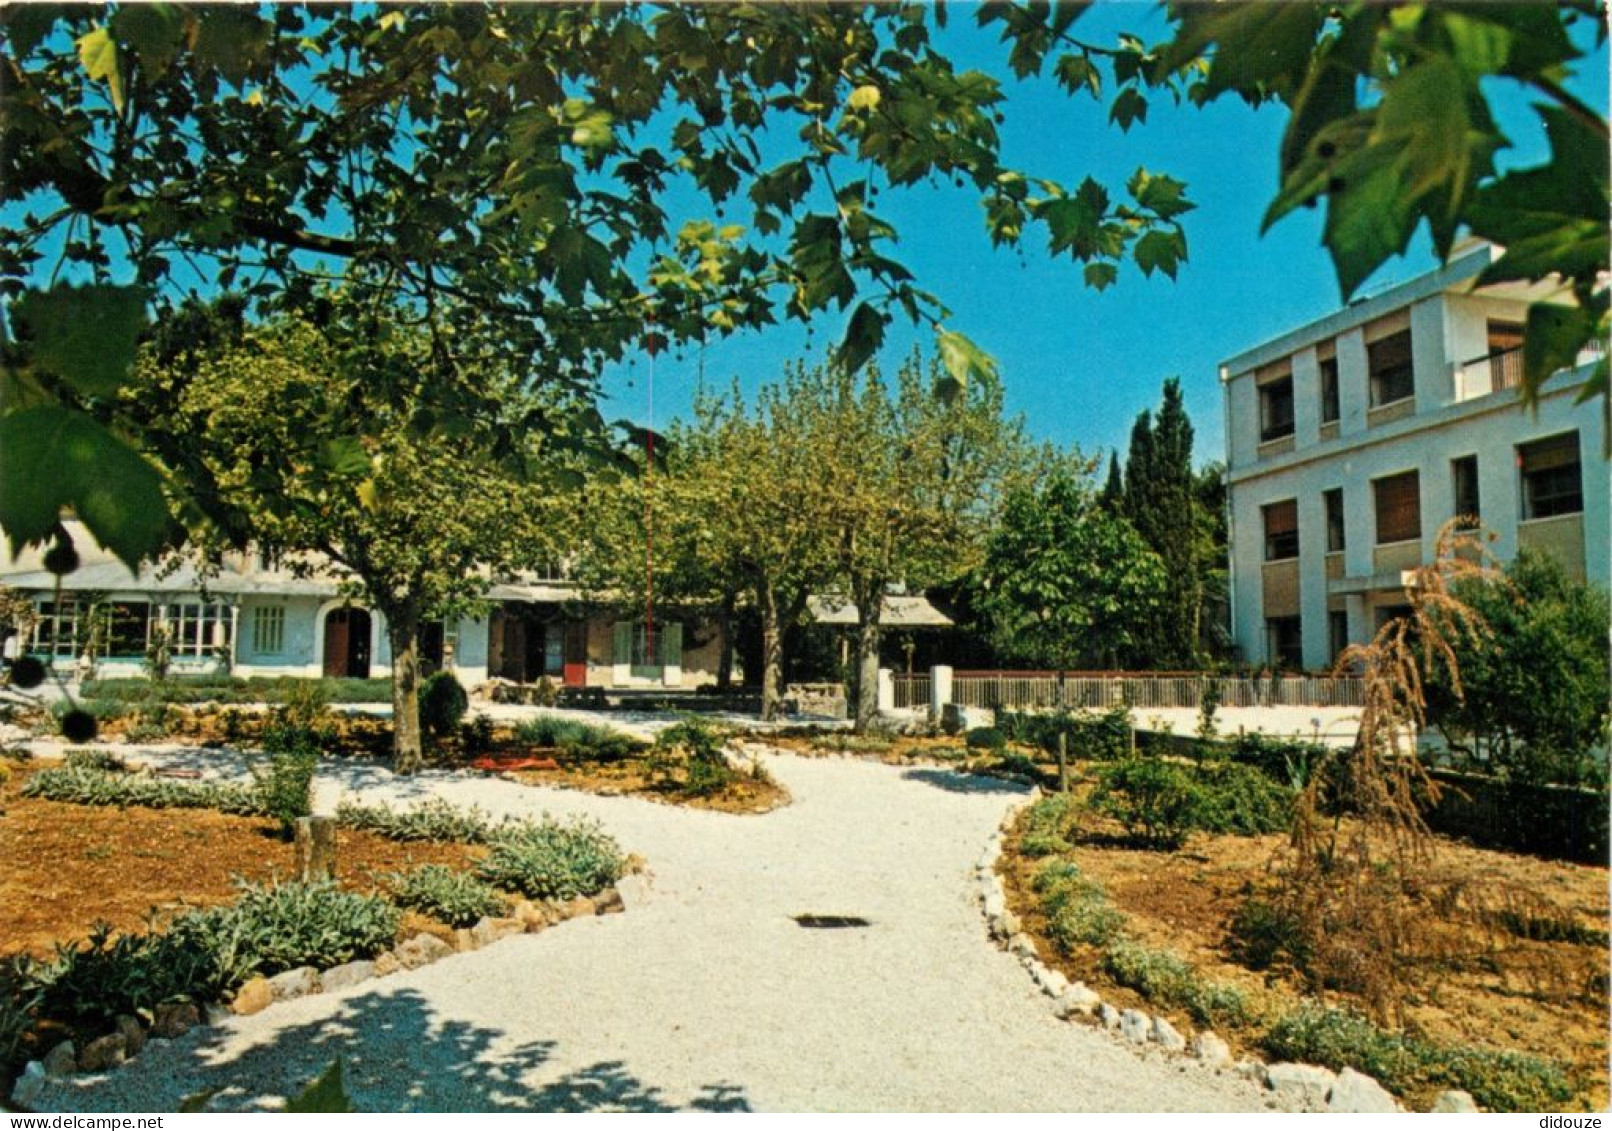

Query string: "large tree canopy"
[[0, 2, 1198, 568]]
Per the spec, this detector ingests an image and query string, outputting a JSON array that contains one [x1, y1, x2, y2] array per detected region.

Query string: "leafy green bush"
[[515, 716, 643, 760], [807, 733, 892, 755], [1093, 757, 1201, 848], [29, 923, 223, 1028], [1221, 733, 1323, 790], [22, 765, 266, 816], [655, 717, 736, 795], [1019, 793, 1081, 857], [252, 749, 317, 837], [476, 816, 625, 900], [461, 714, 496, 756], [1001, 707, 1132, 761], [1101, 940, 1250, 1028], [419, 672, 469, 737], [260, 681, 335, 757], [386, 865, 508, 928], [336, 798, 494, 843], [1033, 859, 1125, 949], [49, 697, 132, 724], [1263, 1004, 1574, 1112], [1228, 895, 1312, 972], [964, 726, 1006, 751], [171, 880, 399, 987], [63, 748, 127, 773], [1191, 761, 1292, 835], [0, 962, 42, 1072], [80, 675, 394, 705]]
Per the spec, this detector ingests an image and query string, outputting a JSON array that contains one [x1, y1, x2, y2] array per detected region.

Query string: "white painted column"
[[876, 667, 894, 712], [930, 664, 953, 721]]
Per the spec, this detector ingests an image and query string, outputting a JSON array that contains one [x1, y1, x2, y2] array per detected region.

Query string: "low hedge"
[[1000, 708, 1132, 762], [22, 765, 267, 816], [79, 675, 394, 705]]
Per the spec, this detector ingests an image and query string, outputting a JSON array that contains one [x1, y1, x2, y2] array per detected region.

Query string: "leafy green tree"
[[811, 353, 1031, 731], [126, 303, 568, 772], [1427, 549, 1611, 788], [0, 3, 1198, 569], [1121, 378, 1208, 666], [978, 460, 1167, 683], [575, 372, 839, 722]]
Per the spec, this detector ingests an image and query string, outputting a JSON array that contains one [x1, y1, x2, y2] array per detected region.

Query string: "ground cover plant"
[[998, 763, 1608, 1111]]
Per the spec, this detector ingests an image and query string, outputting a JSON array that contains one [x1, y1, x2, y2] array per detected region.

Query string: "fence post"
[[1057, 731, 1069, 794], [930, 664, 953, 723], [876, 668, 895, 712]]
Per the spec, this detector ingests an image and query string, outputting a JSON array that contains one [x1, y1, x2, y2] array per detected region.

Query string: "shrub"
[[1222, 733, 1323, 790], [63, 748, 127, 773], [260, 681, 334, 757], [1263, 1004, 1574, 1112], [252, 748, 317, 837], [171, 880, 399, 987], [1228, 894, 1312, 972], [22, 765, 266, 816], [1001, 707, 1132, 761], [476, 816, 625, 900], [655, 717, 736, 795], [1034, 859, 1125, 950], [964, 726, 1006, 751], [0, 963, 41, 1072], [515, 716, 642, 760], [1093, 757, 1201, 849], [461, 714, 496, 756], [1191, 762, 1292, 835], [29, 923, 223, 1028], [386, 865, 508, 928], [419, 672, 469, 737], [1101, 940, 1250, 1028], [1019, 793, 1080, 857], [336, 798, 494, 843]]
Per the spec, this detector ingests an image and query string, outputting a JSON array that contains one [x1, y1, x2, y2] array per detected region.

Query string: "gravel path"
[[26, 749, 1273, 1113]]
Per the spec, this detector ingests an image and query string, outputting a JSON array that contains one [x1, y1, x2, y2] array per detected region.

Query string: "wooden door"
[[562, 621, 588, 687]]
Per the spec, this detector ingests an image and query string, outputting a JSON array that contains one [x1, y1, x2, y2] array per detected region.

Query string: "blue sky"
[[598, 2, 1610, 470]]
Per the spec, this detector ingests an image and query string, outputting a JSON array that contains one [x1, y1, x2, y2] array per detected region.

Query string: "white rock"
[[11, 1061, 46, 1109], [1036, 967, 1069, 998], [1431, 1090, 1479, 1113], [1191, 1031, 1233, 1068], [1235, 1059, 1269, 1086], [1118, 1008, 1152, 1044], [320, 960, 376, 993], [1007, 933, 1037, 959], [1054, 983, 1102, 1019], [997, 910, 1023, 939], [1098, 1002, 1122, 1030], [1328, 1067, 1398, 1113], [1151, 1016, 1187, 1052], [267, 966, 320, 1001], [615, 872, 652, 909], [982, 890, 1006, 919], [1265, 1062, 1337, 1112]]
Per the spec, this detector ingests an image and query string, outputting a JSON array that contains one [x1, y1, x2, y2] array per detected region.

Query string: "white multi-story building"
[[1221, 241, 1608, 670]]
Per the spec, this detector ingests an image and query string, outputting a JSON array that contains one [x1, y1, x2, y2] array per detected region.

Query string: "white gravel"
[[26, 748, 1273, 1113]]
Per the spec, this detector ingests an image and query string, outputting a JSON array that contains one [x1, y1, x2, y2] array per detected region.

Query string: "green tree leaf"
[[0, 406, 168, 568], [13, 284, 149, 396], [75, 25, 124, 112], [836, 301, 887, 374], [285, 1061, 356, 1113]]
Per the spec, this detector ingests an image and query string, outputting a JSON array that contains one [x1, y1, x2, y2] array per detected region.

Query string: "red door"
[[562, 622, 587, 687]]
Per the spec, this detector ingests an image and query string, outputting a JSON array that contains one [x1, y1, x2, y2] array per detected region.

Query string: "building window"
[[1451, 455, 1480, 529], [167, 602, 232, 658], [252, 606, 286, 655], [1367, 328, 1414, 407], [105, 602, 151, 658], [1485, 320, 1526, 392], [1318, 355, 1340, 424], [1262, 500, 1299, 561], [1519, 432, 1582, 519], [1328, 610, 1349, 662], [614, 620, 683, 679], [1259, 375, 1295, 441], [1265, 617, 1302, 669], [30, 599, 81, 658], [1323, 488, 1345, 553], [1373, 471, 1421, 544]]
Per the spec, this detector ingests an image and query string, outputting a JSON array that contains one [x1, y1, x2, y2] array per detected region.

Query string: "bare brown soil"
[[1001, 798, 1611, 1110], [0, 764, 482, 960]]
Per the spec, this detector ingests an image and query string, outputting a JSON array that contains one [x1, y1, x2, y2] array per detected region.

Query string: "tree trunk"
[[854, 615, 881, 734], [759, 582, 784, 722], [715, 587, 737, 691], [389, 605, 424, 774]]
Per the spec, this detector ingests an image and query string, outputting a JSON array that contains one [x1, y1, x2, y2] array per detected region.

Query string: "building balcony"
[[1453, 342, 1605, 403]]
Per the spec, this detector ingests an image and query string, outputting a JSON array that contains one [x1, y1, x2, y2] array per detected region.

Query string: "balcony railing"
[[1455, 340, 1605, 402]]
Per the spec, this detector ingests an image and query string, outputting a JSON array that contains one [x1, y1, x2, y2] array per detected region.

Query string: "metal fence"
[[949, 671, 1364, 711], [891, 673, 931, 710]]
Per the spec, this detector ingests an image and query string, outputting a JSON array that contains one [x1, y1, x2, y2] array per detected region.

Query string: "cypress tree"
[[1100, 451, 1124, 511]]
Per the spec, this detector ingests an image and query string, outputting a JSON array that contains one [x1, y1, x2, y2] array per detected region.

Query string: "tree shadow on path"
[[63, 987, 750, 1113], [900, 767, 1028, 796]]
